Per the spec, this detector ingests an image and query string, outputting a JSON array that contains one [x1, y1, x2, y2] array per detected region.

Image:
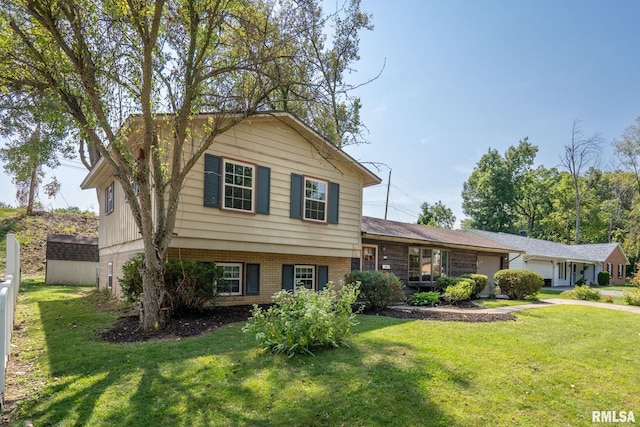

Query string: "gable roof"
[[81, 111, 381, 189], [573, 243, 630, 264], [468, 230, 628, 264], [362, 216, 518, 253]]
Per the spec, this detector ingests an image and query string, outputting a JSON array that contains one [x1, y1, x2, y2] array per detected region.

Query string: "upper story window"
[[223, 159, 255, 213], [105, 182, 115, 214], [304, 177, 328, 222]]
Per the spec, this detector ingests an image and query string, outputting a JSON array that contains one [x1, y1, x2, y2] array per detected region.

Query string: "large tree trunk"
[[140, 243, 168, 330], [26, 166, 38, 215]]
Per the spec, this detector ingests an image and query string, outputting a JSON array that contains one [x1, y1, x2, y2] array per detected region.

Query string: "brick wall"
[[103, 248, 351, 306]]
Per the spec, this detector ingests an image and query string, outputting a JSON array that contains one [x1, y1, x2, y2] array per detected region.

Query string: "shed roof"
[[46, 234, 99, 262]]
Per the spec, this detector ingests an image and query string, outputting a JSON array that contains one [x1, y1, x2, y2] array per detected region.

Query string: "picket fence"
[[0, 234, 20, 410]]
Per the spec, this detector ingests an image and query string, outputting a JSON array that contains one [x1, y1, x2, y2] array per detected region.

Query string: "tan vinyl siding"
[[98, 180, 141, 249], [173, 119, 364, 258], [46, 260, 98, 285]]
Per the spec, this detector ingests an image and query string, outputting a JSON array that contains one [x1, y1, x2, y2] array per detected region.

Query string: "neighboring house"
[[360, 216, 519, 295], [80, 112, 381, 305], [45, 234, 99, 285], [468, 230, 629, 286]]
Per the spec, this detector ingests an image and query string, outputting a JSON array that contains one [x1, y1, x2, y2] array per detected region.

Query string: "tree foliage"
[[0, 92, 74, 214], [0, 0, 374, 330], [461, 138, 537, 232], [417, 200, 456, 229]]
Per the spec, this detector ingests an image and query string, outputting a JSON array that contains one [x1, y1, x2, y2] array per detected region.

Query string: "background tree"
[[0, 0, 373, 330], [461, 138, 537, 232], [560, 118, 602, 244], [417, 201, 456, 229], [512, 166, 558, 238], [614, 116, 640, 198], [0, 92, 74, 214]]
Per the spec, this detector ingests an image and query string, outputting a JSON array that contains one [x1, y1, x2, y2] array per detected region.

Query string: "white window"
[[105, 182, 115, 214], [618, 264, 624, 279], [607, 263, 613, 276], [107, 262, 113, 289], [218, 263, 242, 295], [304, 177, 327, 222], [295, 265, 315, 291], [361, 245, 378, 271], [223, 159, 255, 212]]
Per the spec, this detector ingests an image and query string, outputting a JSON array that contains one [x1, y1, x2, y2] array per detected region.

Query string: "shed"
[[45, 234, 99, 285]]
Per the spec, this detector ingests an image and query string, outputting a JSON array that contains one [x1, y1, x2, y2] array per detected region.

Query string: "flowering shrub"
[[623, 289, 640, 306], [242, 282, 360, 357], [568, 285, 601, 301]]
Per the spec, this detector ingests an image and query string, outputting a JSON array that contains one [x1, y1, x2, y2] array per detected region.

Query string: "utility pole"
[[384, 168, 391, 220]]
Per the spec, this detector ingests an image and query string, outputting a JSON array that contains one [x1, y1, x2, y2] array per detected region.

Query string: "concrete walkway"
[[541, 286, 623, 297], [395, 298, 640, 315]]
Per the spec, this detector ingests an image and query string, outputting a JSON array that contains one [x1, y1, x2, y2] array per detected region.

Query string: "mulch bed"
[[99, 302, 516, 344]]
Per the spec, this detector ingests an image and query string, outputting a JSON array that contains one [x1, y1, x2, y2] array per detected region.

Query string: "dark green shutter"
[[246, 264, 260, 295], [282, 264, 294, 291], [256, 166, 271, 215], [290, 173, 303, 219], [318, 265, 329, 290], [328, 182, 340, 224], [204, 154, 221, 208]]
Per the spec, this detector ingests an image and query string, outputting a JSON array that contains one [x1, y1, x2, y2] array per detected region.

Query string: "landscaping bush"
[[442, 279, 473, 304], [623, 289, 640, 306], [597, 271, 610, 286], [408, 291, 440, 306], [575, 277, 587, 286], [569, 285, 601, 301], [435, 276, 460, 290], [119, 254, 224, 314], [460, 273, 488, 298], [344, 270, 404, 310], [494, 269, 544, 300], [242, 282, 360, 357]]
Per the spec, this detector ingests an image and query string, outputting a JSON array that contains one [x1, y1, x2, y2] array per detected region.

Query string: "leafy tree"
[[560, 119, 602, 244], [461, 138, 537, 232], [614, 116, 640, 198], [417, 201, 456, 229], [512, 166, 559, 238], [0, 0, 374, 330], [0, 92, 74, 214]]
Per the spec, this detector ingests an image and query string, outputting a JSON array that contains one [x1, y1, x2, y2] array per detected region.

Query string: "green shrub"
[[344, 270, 404, 310], [435, 276, 460, 290], [569, 285, 601, 301], [120, 254, 145, 302], [575, 277, 587, 286], [119, 254, 224, 314], [597, 271, 610, 286], [442, 279, 473, 304], [623, 289, 640, 306], [408, 291, 440, 306], [242, 282, 360, 357], [494, 269, 544, 300], [460, 273, 488, 298]]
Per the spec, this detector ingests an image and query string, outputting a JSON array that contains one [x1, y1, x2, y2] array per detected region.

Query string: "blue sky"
[[2, 0, 640, 224]]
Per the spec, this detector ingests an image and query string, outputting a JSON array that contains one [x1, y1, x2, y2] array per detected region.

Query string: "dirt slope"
[[0, 210, 99, 275]]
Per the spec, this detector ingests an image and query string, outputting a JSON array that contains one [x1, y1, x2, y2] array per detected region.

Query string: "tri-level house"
[[81, 112, 381, 305]]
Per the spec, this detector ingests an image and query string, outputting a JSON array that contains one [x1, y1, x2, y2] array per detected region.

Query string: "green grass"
[[473, 299, 540, 308], [9, 280, 640, 426]]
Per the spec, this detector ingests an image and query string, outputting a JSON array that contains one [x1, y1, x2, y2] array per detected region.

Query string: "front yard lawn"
[[7, 280, 640, 426]]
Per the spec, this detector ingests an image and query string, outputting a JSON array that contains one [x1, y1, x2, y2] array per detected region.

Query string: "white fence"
[[0, 234, 20, 410]]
